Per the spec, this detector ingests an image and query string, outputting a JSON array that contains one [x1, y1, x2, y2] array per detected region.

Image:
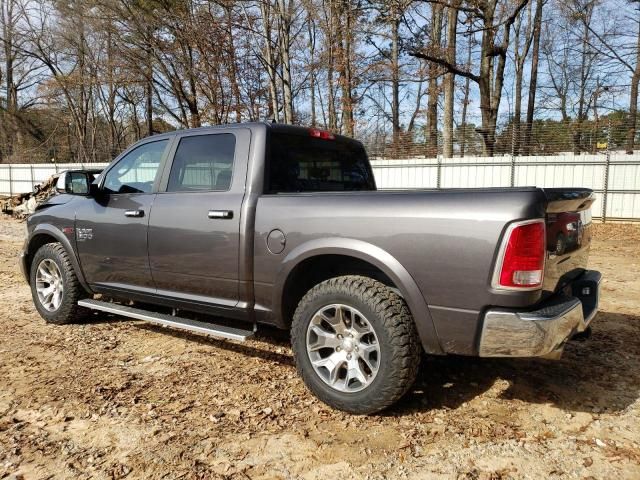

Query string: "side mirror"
[[56, 171, 92, 195]]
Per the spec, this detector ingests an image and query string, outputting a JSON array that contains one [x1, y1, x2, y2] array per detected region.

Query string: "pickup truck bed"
[[20, 122, 601, 414]]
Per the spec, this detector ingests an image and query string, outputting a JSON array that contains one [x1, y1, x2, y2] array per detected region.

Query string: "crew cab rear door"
[[147, 128, 250, 307]]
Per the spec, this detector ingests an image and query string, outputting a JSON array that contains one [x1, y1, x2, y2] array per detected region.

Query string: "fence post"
[[510, 122, 517, 187], [8, 164, 13, 197], [510, 155, 516, 187], [601, 122, 612, 223], [436, 154, 442, 189]]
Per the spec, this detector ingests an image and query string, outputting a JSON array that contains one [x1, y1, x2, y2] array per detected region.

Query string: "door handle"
[[208, 210, 233, 219], [124, 210, 144, 218]]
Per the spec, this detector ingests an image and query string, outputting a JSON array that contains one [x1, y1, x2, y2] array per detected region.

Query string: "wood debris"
[[0, 174, 59, 219]]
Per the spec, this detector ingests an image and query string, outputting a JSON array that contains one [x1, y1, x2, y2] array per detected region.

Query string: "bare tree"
[[511, 1, 534, 156], [573, 0, 640, 152], [18, 0, 101, 161], [523, 0, 545, 156], [541, 0, 610, 153], [631, 2, 640, 153], [258, 0, 280, 121], [425, 3, 442, 157], [442, 1, 459, 158], [412, 0, 531, 156], [305, 3, 318, 126], [275, 0, 295, 123], [459, 34, 473, 157], [1, 0, 44, 159], [1, 0, 637, 165], [1, 0, 20, 158], [320, 0, 338, 130], [223, 2, 243, 123]]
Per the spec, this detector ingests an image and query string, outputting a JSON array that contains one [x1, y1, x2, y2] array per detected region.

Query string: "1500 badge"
[[76, 228, 93, 241]]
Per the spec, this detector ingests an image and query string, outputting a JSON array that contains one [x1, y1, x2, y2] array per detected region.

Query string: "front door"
[[148, 130, 249, 307], [75, 138, 171, 291]]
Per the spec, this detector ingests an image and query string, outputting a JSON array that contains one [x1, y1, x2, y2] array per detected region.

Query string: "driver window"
[[103, 140, 168, 194]]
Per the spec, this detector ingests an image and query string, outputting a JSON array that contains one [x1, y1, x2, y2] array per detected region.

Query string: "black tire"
[[30, 242, 89, 325], [291, 275, 421, 414]]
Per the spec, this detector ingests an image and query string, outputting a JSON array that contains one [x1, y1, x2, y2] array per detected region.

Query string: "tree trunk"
[[627, 20, 640, 154], [328, 60, 337, 130], [277, 0, 294, 124], [338, 0, 355, 137], [390, 1, 401, 150], [225, 4, 243, 123], [145, 26, 154, 136], [512, 2, 533, 157], [2, 0, 19, 158], [524, 0, 543, 156], [106, 29, 119, 157], [443, 4, 458, 159], [145, 75, 154, 136], [325, 0, 337, 130], [307, 12, 317, 126], [477, 1, 500, 157], [426, 4, 443, 157], [479, 0, 518, 157], [261, 0, 279, 122], [460, 40, 472, 157], [573, 4, 595, 154]]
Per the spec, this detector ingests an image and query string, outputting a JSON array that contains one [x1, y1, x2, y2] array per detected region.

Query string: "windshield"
[[267, 132, 376, 193]]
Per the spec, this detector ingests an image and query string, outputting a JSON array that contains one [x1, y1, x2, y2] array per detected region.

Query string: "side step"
[[78, 299, 254, 341]]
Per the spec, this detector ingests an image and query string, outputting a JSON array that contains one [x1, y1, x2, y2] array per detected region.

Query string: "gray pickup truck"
[[21, 123, 601, 414]]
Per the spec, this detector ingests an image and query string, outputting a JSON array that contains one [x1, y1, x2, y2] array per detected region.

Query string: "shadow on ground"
[[135, 321, 295, 367], [83, 309, 640, 417], [388, 310, 640, 416]]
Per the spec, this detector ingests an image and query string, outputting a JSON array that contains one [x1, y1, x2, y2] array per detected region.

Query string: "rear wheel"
[[291, 275, 421, 414], [30, 242, 90, 324]]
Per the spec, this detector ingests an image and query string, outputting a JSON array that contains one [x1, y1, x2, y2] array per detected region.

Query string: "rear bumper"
[[479, 270, 602, 358]]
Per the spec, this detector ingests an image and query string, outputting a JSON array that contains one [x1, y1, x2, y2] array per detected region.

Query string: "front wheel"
[[291, 275, 421, 414], [30, 242, 89, 324]]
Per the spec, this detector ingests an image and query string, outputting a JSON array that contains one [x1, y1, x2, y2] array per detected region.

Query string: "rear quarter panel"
[[254, 188, 547, 354]]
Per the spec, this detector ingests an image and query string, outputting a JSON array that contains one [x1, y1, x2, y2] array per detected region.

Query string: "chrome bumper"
[[479, 270, 602, 358]]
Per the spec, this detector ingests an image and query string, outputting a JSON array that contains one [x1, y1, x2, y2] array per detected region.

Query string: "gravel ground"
[[0, 215, 639, 480]]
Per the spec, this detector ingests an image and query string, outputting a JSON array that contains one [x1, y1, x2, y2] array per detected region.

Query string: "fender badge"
[[77, 228, 93, 240]]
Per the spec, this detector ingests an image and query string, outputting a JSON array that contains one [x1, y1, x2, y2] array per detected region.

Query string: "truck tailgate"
[[543, 188, 596, 296]]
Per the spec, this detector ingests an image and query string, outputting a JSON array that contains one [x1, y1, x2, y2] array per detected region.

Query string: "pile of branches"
[[0, 174, 59, 219]]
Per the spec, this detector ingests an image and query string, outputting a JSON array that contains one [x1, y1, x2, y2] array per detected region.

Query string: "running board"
[[78, 299, 254, 341]]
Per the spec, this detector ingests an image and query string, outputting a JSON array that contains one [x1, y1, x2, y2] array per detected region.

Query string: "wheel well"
[[26, 233, 59, 275], [281, 254, 398, 327]]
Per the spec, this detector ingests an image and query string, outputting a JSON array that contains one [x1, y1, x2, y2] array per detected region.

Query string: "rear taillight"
[[495, 220, 546, 289]]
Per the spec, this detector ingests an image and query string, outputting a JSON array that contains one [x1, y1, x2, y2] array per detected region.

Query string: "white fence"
[[2, 152, 640, 221], [371, 152, 640, 221], [0, 163, 109, 197]]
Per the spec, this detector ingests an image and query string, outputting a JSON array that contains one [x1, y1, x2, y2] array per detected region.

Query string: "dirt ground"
[[0, 216, 639, 480]]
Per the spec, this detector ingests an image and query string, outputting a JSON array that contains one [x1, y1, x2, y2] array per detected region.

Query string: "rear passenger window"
[[167, 134, 235, 192]]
